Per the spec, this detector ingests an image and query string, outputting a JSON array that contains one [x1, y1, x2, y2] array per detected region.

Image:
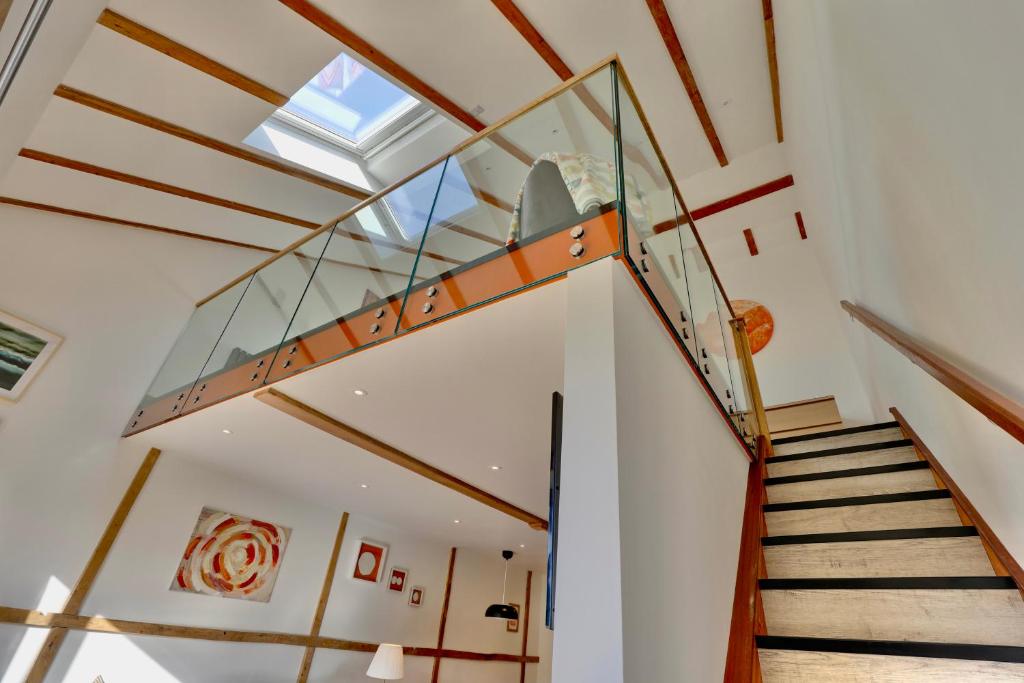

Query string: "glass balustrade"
[[125, 58, 767, 453]]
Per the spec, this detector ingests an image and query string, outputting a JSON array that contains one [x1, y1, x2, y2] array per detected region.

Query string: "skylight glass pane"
[[385, 159, 477, 241], [284, 52, 418, 143]]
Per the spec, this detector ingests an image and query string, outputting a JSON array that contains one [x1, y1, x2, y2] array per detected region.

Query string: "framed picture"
[[0, 310, 61, 402], [170, 507, 291, 602], [352, 539, 389, 583], [408, 585, 424, 607], [506, 603, 521, 632], [387, 566, 409, 593]]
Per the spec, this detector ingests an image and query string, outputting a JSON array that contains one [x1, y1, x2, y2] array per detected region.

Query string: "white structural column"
[[552, 258, 749, 682]]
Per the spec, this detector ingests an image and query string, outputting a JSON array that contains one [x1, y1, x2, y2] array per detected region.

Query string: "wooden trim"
[[254, 388, 548, 530], [761, 0, 783, 143], [19, 148, 319, 229], [891, 407, 1024, 592], [794, 211, 807, 240], [490, 0, 572, 79], [296, 512, 349, 683], [765, 395, 835, 412], [743, 228, 758, 256], [644, 0, 728, 166], [0, 196, 277, 253], [723, 437, 768, 682], [53, 85, 369, 200], [431, 547, 458, 683], [196, 54, 619, 306], [843, 301, 1024, 446], [279, 0, 482, 131], [96, 9, 286, 106], [519, 570, 533, 683], [0, 605, 539, 663], [25, 448, 161, 683]]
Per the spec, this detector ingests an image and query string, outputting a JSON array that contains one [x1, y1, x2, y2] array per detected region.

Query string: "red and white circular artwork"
[[353, 540, 388, 583]]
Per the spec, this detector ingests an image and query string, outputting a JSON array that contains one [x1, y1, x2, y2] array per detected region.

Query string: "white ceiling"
[[131, 277, 568, 568]]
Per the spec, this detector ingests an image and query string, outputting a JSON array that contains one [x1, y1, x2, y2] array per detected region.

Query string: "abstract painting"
[[0, 310, 61, 402], [170, 507, 290, 602], [387, 566, 409, 593], [506, 603, 521, 632], [408, 585, 424, 607], [731, 299, 775, 354], [352, 539, 389, 583]]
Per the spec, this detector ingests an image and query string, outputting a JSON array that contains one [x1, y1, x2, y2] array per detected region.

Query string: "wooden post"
[[519, 570, 533, 683], [729, 318, 772, 456], [431, 548, 458, 683], [26, 447, 161, 683], [296, 512, 349, 682]]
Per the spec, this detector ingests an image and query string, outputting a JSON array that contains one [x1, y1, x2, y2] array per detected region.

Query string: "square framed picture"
[[352, 539, 389, 583], [387, 566, 409, 593], [408, 585, 425, 607], [506, 603, 521, 632], [0, 310, 61, 402]]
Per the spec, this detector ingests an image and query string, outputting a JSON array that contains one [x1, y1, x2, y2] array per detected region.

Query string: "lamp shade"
[[367, 643, 404, 680], [485, 603, 519, 620]]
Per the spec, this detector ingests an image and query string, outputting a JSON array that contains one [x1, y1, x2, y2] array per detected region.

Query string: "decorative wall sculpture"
[[0, 310, 61, 402], [170, 507, 290, 602]]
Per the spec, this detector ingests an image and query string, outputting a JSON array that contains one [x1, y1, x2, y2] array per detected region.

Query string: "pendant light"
[[485, 550, 520, 620]]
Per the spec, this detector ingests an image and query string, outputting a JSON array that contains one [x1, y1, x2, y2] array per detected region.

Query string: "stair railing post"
[[729, 317, 772, 457]]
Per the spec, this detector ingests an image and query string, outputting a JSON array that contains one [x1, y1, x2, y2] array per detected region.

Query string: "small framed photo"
[[0, 310, 61, 402], [408, 585, 425, 607], [387, 566, 409, 593], [352, 539, 389, 584], [506, 603, 521, 632]]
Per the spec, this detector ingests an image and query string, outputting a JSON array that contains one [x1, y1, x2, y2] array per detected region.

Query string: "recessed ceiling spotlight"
[[519, 544, 526, 548], [360, 484, 369, 489], [453, 519, 461, 524], [490, 465, 502, 471], [353, 389, 367, 397], [221, 429, 232, 435]]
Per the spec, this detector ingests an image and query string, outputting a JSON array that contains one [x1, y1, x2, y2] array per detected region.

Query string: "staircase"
[[754, 421, 1024, 681]]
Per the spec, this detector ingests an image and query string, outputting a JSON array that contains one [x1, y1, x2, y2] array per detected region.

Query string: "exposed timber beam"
[[762, 0, 784, 142], [254, 387, 549, 530]]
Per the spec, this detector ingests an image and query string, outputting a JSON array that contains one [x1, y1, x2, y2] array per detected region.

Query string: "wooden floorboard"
[[760, 648, 1024, 682], [767, 446, 918, 478], [773, 428, 905, 456], [764, 498, 962, 536], [764, 537, 995, 578], [766, 468, 937, 504]]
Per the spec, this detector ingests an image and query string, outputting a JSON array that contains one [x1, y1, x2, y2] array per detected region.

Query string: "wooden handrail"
[[841, 301, 1024, 446], [729, 318, 773, 455]]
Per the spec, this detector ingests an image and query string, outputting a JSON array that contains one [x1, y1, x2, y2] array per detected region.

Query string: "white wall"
[[776, 0, 1024, 559], [552, 258, 749, 682]]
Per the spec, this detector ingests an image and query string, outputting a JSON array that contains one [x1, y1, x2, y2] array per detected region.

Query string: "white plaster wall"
[[775, 1, 1024, 558], [611, 261, 748, 682]]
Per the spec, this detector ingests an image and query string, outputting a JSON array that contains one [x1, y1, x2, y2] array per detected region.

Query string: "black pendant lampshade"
[[485, 550, 520, 620]]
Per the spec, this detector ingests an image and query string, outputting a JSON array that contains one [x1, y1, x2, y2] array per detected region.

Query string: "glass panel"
[[716, 285, 747, 434], [266, 161, 448, 381], [126, 278, 249, 432], [399, 64, 621, 330], [182, 229, 334, 412]]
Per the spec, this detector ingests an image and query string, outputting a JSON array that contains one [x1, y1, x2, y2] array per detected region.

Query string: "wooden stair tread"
[[767, 445, 919, 478], [759, 648, 1024, 682], [773, 427, 905, 456], [765, 496, 961, 535], [765, 468, 938, 504], [762, 588, 1024, 646], [764, 537, 995, 578]]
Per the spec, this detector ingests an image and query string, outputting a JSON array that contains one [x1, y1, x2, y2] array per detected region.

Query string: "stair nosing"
[[763, 489, 951, 512], [771, 421, 900, 445], [767, 439, 913, 463], [762, 526, 978, 546], [759, 576, 1017, 590], [756, 634, 1024, 663], [764, 460, 930, 486]]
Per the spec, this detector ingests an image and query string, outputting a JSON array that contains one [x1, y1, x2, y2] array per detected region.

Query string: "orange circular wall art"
[[731, 299, 774, 354], [170, 507, 290, 602]]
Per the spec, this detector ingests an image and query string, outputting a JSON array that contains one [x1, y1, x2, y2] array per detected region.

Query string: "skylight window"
[[281, 52, 420, 146]]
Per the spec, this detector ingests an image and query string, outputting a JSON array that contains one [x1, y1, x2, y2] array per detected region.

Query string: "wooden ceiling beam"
[[644, 0, 728, 166], [762, 0, 783, 142], [254, 387, 549, 531], [96, 9, 288, 107], [490, 0, 572, 80], [53, 85, 370, 200], [652, 174, 795, 234]]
